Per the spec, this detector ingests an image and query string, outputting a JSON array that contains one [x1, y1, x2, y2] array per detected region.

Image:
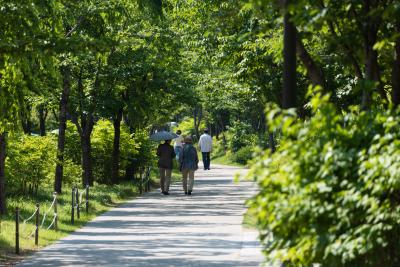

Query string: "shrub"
[[6, 134, 56, 194], [92, 120, 139, 184], [249, 94, 400, 267], [227, 120, 258, 152], [210, 136, 226, 159], [231, 146, 253, 165]]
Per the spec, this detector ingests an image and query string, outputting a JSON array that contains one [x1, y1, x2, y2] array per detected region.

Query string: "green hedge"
[[249, 95, 400, 267]]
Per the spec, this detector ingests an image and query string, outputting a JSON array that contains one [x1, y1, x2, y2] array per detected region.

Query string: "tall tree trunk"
[[193, 105, 203, 140], [361, 0, 381, 109], [38, 105, 47, 136], [295, 36, 329, 92], [54, 67, 70, 194], [392, 24, 400, 107], [80, 122, 94, 186], [21, 104, 32, 135], [282, 0, 297, 109], [269, 132, 276, 153], [111, 108, 123, 184], [0, 132, 6, 215]]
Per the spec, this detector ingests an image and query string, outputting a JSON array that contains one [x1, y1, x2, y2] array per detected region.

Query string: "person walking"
[[156, 139, 175, 195], [198, 129, 212, 170], [173, 130, 184, 161], [179, 136, 199, 195]]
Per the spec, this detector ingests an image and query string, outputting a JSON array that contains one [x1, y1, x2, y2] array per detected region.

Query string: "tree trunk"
[[54, 67, 71, 194], [38, 105, 47, 136], [295, 36, 329, 92], [111, 108, 123, 184], [269, 132, 276, 153], [193, 105, 203, 140], [80, 126, 94, 186], [0, 132, 6, 215], [361, 0, 381, 109], [282, 0, 297, 109], [392, 24, 400, 107], [21, 104, 32, 135]]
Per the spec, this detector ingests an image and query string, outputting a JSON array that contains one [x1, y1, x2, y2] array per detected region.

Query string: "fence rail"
[[13, 168, 152, 254]]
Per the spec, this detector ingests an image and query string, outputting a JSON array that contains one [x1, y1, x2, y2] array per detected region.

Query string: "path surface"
[[17, 165, 263, 267]]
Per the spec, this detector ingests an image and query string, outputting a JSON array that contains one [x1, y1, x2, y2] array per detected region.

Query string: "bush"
[[210, 136, 226, 159], [231, 146, 253, 165], [6, 134, 56, 194], [92, 120, 139, 184], [249, 94, 400, 267], [227, 120, 258, 152]]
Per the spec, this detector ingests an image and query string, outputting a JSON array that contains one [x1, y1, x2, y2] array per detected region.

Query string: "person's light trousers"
[[182, 169, 195, 192]]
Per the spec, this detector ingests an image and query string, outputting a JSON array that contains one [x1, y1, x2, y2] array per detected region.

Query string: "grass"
[[211, 153, 246, 167], [0, 178, 159, 265]]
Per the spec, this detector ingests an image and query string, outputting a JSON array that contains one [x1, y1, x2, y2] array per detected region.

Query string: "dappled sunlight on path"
[[16, 164, 263, 267]]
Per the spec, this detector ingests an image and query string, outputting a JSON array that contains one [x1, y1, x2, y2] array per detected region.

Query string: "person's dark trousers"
[[202, 152, 210, 170]]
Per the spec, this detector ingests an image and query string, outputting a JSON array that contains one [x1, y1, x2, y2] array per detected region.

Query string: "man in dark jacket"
[[156, 139, 175, 195]]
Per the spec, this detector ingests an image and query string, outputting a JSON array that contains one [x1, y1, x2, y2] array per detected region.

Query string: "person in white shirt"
[[198, 129, 212, 170], [174, 130, 184, 161]]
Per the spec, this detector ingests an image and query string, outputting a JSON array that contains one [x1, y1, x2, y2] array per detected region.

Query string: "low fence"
[[137, 166, 152, 194], [13, 167, 153, 254], [15, 192, 58, 254]]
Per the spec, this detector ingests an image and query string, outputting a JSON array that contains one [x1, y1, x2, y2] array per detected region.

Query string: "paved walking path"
[[17, 165, 263, 267]]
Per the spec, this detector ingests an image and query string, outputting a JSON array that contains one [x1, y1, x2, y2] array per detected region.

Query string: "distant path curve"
[[17, 164, 263, 267]]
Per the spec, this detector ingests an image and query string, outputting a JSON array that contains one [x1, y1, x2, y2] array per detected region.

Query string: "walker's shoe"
[[188, 191, 192, 195], [163, 191, 170, 195], [184, 191, 188, 195]]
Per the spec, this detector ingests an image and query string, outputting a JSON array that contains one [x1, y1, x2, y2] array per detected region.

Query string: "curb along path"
[[17, 165, 263, 267]]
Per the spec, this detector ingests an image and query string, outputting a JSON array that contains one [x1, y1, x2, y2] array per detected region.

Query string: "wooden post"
[[35, 203, 39, 246], [15, 208, 19, 254], [76, 187, 80, 219], [85, 184, 89, 214], [71, 187, 75, 224], [53, 192, 58, 231]]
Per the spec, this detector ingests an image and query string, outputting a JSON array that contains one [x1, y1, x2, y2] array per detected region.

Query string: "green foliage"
[[132, 129, 156, 169], [91, 120, 139, 184], [6, 134, 56, 194], [249, 95, 400, 267], [227, 121, 258, 152], [175, 117, 206, 139], [64, 122, 81, 165], [5, 133, 82, 193], [231, 146, 254, 165]]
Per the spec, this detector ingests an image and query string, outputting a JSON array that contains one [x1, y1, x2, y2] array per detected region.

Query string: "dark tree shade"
[[282, 0, 297, 109], [54, 67, 71, 194], [0, 132, 6, 215]]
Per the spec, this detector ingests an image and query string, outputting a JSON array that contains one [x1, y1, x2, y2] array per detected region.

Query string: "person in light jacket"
[[198, 129, 212, 170], [179, 136, 199, 195], [173, 130, 184, 161]]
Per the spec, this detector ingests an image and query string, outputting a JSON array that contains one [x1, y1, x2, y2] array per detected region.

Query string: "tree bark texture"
[[0, 132, 6, 215], [282, 1, 297, 109], [54, 67, 70, 194], [111, 108, 123, 184]]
